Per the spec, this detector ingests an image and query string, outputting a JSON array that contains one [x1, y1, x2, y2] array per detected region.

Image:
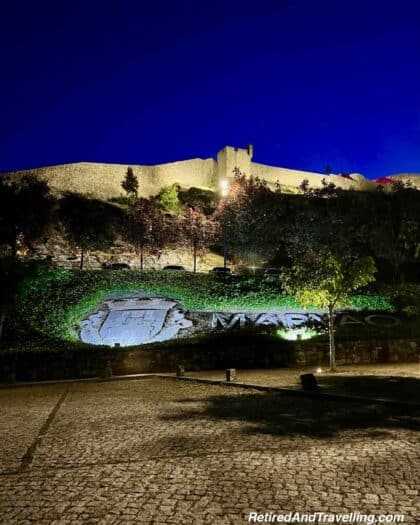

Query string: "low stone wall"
[[1, 337, 418, 383], [294, 339, 420, 367]]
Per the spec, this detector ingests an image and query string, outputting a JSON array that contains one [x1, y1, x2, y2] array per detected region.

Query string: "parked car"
[[263, 268, 281, 277], [102, 262, 131, 270], [163, 265, 186, 271], [234, 265, 264, 277], [210, 266, 232, 275]]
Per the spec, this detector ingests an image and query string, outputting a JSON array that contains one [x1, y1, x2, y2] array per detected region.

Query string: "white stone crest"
[[78, 298, 193, 346]]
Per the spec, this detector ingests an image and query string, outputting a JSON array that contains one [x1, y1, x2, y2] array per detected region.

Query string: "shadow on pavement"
[[317, 374, 420, 404], [164, 391, 420, 438]]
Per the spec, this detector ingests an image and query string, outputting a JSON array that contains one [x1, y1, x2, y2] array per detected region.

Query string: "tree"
[[59, 194, 122, 269], [215, 172, 286, 265], [285, 182, 372, 264], [155, 184, 182, 213], [121, 167, 139, 199], [178, 187, 218, 216], [0, 257, 22, 342], [299, 179, 310, 194], [181, 208, 216, 272], [364, 183, 420, 283], [0, 175, 54, 257], [127, 198, 168, 269], [281, 252, 377, 371]]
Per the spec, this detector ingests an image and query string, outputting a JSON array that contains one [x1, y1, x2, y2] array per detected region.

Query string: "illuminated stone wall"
[[5, 157, 217, 200], [4, 144, 386, 200], [250, 162, 374, 191]]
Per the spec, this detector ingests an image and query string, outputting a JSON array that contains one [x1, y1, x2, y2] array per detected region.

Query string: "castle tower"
[[216, 144, 253, 184]]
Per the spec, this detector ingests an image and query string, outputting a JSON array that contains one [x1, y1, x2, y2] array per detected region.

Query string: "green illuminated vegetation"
[[1, 171, 420, 360], [277, 327, 321, 341], [11, 267, 392, 344], [282, 253, 377, 370]]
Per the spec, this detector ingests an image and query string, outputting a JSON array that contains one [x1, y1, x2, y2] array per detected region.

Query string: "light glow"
[[276, 327, 320, 341], [220, 179, 230, 197]]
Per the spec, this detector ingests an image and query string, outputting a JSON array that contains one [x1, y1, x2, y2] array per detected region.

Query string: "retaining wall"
[[1, 337, 418, 383]]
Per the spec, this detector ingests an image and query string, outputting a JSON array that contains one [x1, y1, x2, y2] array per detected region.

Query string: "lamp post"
[[219, 179, 230, 269]]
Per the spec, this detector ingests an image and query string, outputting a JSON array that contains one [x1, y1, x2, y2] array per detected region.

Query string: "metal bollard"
[[226, 368, 237, 383]]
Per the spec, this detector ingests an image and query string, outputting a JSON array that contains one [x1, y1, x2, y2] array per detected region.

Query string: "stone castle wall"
[[250, 162, 373, 191], [4, 145, 382, 200], [6, 157, 217, 200]]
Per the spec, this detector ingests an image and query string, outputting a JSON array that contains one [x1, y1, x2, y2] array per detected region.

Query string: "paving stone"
[[0, 378, 418, 524]]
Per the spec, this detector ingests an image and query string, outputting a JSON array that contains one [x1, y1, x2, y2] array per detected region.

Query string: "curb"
[[1, 372, 419, 410], [158, 375, 420, 410], [0, 373, 156, 389]]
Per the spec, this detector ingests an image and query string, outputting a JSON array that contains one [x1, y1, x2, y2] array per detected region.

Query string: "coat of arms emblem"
[[78, 298, 193, 346]]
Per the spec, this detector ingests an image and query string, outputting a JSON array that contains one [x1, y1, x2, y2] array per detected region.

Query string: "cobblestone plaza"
[[0, 378, 418, 524]]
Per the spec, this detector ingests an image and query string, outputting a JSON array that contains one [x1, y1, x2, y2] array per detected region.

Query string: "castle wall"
[[4, 145, 380, 199], [250, 161, 366, 190], [217, 145, 253, 182], [7, 158, 217, 200]]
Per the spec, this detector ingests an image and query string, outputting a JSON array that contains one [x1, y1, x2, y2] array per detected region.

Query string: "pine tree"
[[121, 167, 139, 198]]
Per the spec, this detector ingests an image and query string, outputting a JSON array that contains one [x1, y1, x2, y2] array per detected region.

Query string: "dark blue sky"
[[1, 0, 419, 178]]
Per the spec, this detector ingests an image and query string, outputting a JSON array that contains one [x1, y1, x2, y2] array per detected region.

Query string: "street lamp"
[[220, 179, 229, 198], [219, 179, 230, 268]]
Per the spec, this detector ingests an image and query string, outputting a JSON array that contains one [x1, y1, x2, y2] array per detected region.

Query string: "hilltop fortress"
[[3, 145, 419, 199], [2, 145, 419, 270]]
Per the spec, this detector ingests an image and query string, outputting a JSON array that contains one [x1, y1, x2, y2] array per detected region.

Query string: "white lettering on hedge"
[[210, 312, 399, 330], [212, 313, 246, 329]]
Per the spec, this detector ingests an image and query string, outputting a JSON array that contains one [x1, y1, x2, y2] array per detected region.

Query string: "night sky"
[[1, 0, 419, 178]]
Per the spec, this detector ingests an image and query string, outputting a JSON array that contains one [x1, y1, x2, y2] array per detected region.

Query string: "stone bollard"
[[300, 373, 318, 391], [226, 368, 237, 383], [176, 365, 185, 377]]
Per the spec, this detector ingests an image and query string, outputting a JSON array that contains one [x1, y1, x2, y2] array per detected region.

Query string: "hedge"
[[4, 268, 394, 347]]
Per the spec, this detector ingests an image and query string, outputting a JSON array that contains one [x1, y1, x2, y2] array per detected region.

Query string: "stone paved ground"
[[0, 378, 418, 524], [187, 363, 420, 403]]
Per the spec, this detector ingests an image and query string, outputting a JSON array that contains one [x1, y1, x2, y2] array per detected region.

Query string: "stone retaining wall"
[[294, 339, 420, 367], [1, 337, 418, 383], [28, 232, 224, 271]]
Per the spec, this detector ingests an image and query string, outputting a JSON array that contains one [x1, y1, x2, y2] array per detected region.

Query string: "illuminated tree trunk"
[[140, 244, 144, 270], [328, 303, 336, 372], [193, 241, 197, 273], [80, 247, 84, 270], [223, 228, 227, 268]]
